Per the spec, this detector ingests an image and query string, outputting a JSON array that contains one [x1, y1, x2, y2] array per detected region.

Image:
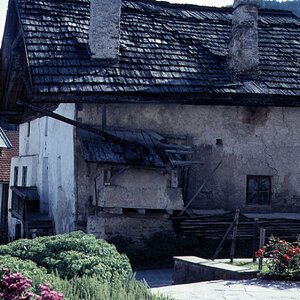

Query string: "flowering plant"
[[0, 268, 64, 300], [263, 236, 300, 280]]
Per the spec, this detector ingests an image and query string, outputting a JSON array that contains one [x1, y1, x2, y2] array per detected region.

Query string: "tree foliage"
[[258, 0, 300, 18]]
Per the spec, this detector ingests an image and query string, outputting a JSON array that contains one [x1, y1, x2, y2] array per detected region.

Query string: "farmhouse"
[[0, 0, 299, 242]]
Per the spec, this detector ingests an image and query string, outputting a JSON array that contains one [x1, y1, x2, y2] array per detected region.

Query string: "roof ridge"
[[126, 0, 299, 18], [259, 8, 298, 17], [126, 0, 233, 12]]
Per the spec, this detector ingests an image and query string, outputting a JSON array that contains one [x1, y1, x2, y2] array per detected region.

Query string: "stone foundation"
[[87, 212, 173, 247]]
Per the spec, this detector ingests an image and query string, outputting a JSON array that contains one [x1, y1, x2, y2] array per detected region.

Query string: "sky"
[[0, 0, 234, 44]]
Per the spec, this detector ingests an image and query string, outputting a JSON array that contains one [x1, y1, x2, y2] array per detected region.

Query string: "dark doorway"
[[0, 183, 9, 243], [15, 223, 21, 240]]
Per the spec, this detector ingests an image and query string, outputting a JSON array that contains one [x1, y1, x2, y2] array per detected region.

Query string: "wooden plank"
[[171, 160, 204, 166], [252, 218, 259, 262], [259, 228, 266, 271], [230, 209, 240, 263], [166, 150, 194, 154], [211, 215, 237, 261], [160, 143, 192, 150], [9, 209, 24, 221]]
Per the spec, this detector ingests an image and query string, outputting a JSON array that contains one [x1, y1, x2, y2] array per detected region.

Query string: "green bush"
[[0, 231, 132, 282], [0, 254, 47, 279], [0, 255, 62, 294], [0, 258, 171, 299], [52, 276, 172, 300]]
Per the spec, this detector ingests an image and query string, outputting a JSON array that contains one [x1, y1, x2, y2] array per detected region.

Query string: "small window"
[[247, 175, 271, 205], [45, 117, 48, 136], [22, 166, 27, 186], [14, 167, 19, 186], [27, 122, 30, 137]]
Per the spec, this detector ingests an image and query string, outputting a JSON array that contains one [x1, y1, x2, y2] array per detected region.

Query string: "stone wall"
[[87, 212, 173, 246]]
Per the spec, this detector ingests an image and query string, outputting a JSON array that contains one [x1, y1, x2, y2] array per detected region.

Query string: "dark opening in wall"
[[216, 139, 223, 146], [15, 223, 21, 240]]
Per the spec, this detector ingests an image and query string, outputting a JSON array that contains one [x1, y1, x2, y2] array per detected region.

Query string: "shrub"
[[0, 255, 48, 283], [0, 269, 171, 300], [263, 236, 300, 280], [0, 255, 66, 295], [52, 275, 172, 300], [0, 232, 131, 282], [0, 268, 64, 300]]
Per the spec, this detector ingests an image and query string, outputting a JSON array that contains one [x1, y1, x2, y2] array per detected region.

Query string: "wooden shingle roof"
[[11, 0, 300, 101]]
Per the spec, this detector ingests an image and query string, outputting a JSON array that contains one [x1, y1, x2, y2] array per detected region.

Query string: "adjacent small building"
[[0, 128, 18, 242]]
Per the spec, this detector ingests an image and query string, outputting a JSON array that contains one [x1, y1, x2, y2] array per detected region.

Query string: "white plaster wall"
[[79, 103, 300, 213], [8, 103, 76, 239]]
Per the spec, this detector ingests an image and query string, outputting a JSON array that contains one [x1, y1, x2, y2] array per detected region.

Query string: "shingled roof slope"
[[16, 0, 300, 99], [0, 131, 19, 182]]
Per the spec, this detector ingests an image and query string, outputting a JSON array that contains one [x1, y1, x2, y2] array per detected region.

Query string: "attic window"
[[246, 175, 271, 205]]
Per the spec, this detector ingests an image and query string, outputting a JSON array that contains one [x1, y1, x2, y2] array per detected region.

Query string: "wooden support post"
[[252, 218, 259, 262], [230, 209, 240, 263], [178, 160, 223, 217], [258, 228, 266, 271], [212, 211, 238, 261]]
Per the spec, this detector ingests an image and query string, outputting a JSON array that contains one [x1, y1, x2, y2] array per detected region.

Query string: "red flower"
[[281, 263, 285, 268], [288, 248, 296, 256], [255, 249, 264, 258], [283, 254, 292, 262]]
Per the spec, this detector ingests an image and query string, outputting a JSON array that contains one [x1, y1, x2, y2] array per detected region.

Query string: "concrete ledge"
[[173, 256, 258, 284]]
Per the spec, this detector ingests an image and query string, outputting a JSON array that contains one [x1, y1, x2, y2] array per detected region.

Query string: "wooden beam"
[[176, 160, 223, 217], [29, 92, 300, 108], [171, 160, 204, 166], [17, 100, 124, 143], [230, 209, 240, 263]]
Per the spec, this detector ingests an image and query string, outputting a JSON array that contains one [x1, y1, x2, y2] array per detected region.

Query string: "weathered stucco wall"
[[8, 104, 76, 239], [78, 103, 300, 213]]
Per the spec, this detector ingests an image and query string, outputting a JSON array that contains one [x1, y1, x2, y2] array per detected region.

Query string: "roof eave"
[[28, 91, 300, 107]]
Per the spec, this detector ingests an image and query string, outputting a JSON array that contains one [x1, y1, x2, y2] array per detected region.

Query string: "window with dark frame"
[[247, 175, 271, 205], [27, 122, 30, 137], [22, 166, 28, 187], [14, 167, 19, 186]]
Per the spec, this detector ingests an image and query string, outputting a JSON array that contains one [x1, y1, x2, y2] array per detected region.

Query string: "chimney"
[[89, 0, 121, 61], [229, 0, 259, 76]]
